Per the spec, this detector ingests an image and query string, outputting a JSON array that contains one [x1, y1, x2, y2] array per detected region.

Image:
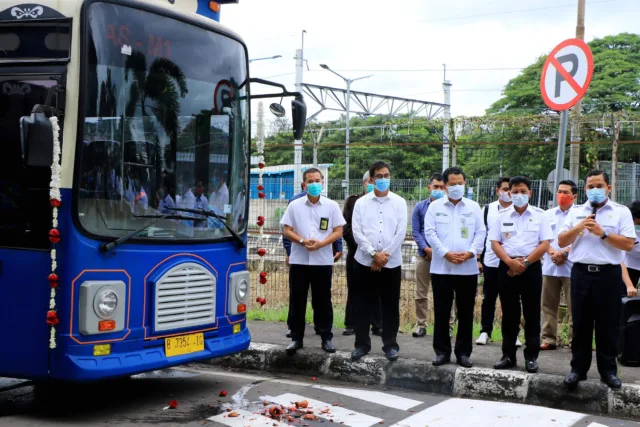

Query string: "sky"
[[222, 0, 639, 127]]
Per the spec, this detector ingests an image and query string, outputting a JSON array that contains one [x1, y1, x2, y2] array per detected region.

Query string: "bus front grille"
[[154, 262, 216, 332]]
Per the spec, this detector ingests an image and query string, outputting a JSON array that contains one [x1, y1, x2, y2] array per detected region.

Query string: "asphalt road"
[[0, 366, 636, 426]]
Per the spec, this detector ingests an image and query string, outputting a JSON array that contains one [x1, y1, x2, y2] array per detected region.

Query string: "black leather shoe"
[[286, 341, 303, 355], [494, 356, 516, 370], [563, 372, 587, 390], [457, 356, 473, 368], [371, 327, 383, 336], [286, 329, 292, 338], [412, 327, 427, 338], [601, 374, 622, 389], [343, 328, 355, 336], [525, 359, 539, 373], [432, 355, 451, 366], [351, 347, 369, 361], [322, 340, 336, 353], [385, 349, 399, 361]]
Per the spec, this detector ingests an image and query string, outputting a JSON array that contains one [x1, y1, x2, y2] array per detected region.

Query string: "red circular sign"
[[214, 80, 235, 114]]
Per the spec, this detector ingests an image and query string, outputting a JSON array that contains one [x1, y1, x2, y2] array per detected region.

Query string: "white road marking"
[[209, 408, 293, 427], [587, 424, 610, 427], [262, 393, 383, 427], [312, 385, 422, 410], [388, 398, 585, 427], [173, 367, 311, 386]]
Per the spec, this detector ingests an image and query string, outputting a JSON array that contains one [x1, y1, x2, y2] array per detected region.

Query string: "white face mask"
[[499, 191, 511, 203], [447, 184, 465, 201]]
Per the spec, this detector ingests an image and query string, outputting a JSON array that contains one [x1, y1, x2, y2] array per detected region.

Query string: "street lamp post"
[[249, 55, 282, 63], [320, 64, 372, 199]]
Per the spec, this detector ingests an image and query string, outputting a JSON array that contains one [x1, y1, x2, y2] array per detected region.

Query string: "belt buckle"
[[587, 265, 600, 273]]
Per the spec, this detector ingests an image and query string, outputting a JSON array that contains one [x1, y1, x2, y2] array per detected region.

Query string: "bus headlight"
[[228, 271, 249, 315], [236, 279, 248, 301], [95, 288, 118, 318]]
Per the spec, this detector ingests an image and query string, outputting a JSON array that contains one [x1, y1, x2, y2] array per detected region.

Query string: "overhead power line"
[[307, 67, 525, 73]]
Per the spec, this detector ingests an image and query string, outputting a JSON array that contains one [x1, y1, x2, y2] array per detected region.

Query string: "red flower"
[[257, 184, 265, 191], [46, 310, 59, 326], [258, 162, 265, 169], [260, 272, 268, 278], [260, 298, 267, 306], [219, 390, 228, 397], [169, 399, 178, 409], [259, 277, 267, 284], [48, 273, 59, 288], [256, 297, 263, 303], [49, 229, 61, 244], [257, 220, 265, 227], [257, 248, 266, 256], [257, 216, 265, 222], [50, 199, 61, 208], [258, 192, 266, 199]]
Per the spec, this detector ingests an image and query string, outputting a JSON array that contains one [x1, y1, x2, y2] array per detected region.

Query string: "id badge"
[[320, 217, 329, 231], [461, 227, 469, 239]]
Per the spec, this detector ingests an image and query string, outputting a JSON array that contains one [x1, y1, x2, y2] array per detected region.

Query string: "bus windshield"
[[78, 2, 249, 242]]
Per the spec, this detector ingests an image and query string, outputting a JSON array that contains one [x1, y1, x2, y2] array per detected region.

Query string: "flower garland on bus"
[[46, 116, 62, 349], [255, 102, 267, 307]]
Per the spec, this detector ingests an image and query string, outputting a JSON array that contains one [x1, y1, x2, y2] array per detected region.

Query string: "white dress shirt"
[[560, 200, 635, 265], [280, 195, 346, 266], [489, 204, 554, 258], [209, 183, 229, 214], [424, 197, 486, 275], [542, 206, 574, 277], [483, 200, 512, 268], [353, 191, 408, 269], [625, 229, 640, 270]]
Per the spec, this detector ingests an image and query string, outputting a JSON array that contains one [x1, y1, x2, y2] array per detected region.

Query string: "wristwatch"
[[369, 249, 377, 258], [562, 251, 569, 258], [299, 238, 304, 245], [523, 259, 531, 269], [601, 230, 610, 240]]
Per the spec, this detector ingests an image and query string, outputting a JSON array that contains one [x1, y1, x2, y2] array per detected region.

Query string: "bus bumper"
[[52, 326, 251, 382]]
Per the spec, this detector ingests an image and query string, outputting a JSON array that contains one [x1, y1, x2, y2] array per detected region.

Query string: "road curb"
[[206, 342, 640, 420]]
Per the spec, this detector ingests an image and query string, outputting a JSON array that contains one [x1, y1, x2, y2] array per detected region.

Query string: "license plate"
[[165, 333, 205, 357]]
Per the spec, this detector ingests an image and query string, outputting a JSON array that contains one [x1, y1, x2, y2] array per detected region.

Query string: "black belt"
[[574, 263, 616, 273]]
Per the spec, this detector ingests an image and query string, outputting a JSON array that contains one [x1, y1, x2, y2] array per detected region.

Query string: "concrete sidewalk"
[[207, 320, 640, 420]]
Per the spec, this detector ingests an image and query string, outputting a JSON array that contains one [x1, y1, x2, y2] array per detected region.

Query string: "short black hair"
[[585, 169, 610, 185], [302, 167, 324, 181], [429, 173, 443, 184], [558, 179, 578, 195], [442, 167, 465, 184], [369, 161, 390, 179], [629, 201, 640, 219], [496, 177, 510, 189], [509, 176, 531, 190]]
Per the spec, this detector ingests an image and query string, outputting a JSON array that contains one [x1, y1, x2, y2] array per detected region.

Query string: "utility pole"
[[569, 0, 586, 182], [312, 125, 324, 167], [293, 30, 306, 194], [442, 64, 452, 172]]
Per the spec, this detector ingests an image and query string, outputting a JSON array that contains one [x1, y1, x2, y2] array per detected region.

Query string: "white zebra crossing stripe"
[[261, 393, 383, 427], [312, 385, 422, 410], [587, 424, 609, 427], [209, 408, 294, 427], [388, 398, 586, 427]]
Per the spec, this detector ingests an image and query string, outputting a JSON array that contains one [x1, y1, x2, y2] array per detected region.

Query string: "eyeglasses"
[[374, 174, 391, 180]]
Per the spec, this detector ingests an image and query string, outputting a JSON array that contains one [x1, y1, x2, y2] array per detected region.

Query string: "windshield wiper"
[[99, 214, 196, 253], [167, 207, 246, 249]]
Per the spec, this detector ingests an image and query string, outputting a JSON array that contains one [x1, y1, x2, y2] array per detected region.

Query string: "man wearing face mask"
[[559, 170, 635, 390], [351, 161, 408, 361], [425, 167, 486, 368], [489, 176, 553, 373], [411, 173, 445, 338], [540, 180, 577, 351], [280, 168, 346, 355], [342, 171, 382, 337], [477, 177, 519, 347]]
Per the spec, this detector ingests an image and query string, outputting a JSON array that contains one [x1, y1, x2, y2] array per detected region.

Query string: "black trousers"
[[353, 261, 401, 353], [345, 250, 382, 330], [480, 265, 499, 336], [289, 264, 333, 342], [432, 274, 478, 358], [570, 263, 623, 377], [628, 267, 640, 288], [498, 260, 542, 361]]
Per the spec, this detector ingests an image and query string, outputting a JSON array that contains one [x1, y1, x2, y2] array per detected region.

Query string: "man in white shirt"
[[559, 170, 635, 390], [280, 167, 346, 355], [540, 180, 577, 351], [209, 170, 229, 214], [489, 176, 553, 374], [477, 177, 518, 346], [424, 167, 486, 368], [624, 201, 640, 287], [351, 161, 408, 362]]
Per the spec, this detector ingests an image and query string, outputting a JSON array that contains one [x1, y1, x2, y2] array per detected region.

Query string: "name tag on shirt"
[[501, 222, 515, 238], [436, 213, 448, 217], [576, 215, 587, 220], [461, 227, 469, 239], [320, 217, 329, 231]]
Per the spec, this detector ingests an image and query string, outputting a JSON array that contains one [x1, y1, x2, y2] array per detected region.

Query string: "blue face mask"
[[366, 183, 374, 193], [375, 178, 390, 192], [307, 182, 323, 197], [512, 194, 529, 208], [586, 188, 607, 204], [447, 184, 464, 200], [431, 189, 445, 200]]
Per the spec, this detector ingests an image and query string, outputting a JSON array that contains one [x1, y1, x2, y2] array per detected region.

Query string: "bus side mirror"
[[20, 107, 54, 167], [291, 96, 307, 140]]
